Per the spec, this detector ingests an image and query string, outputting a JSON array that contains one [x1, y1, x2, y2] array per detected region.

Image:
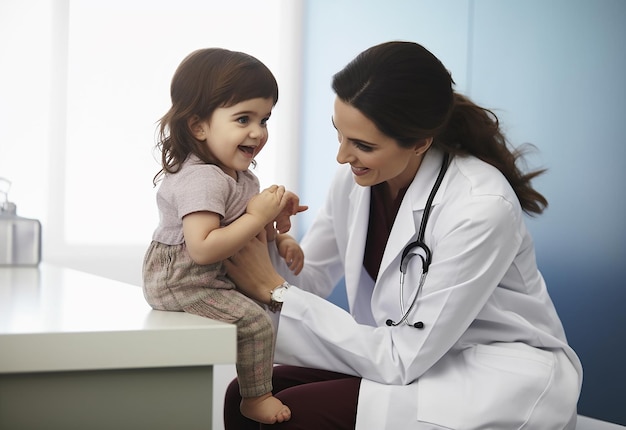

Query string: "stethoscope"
[[386, 152, 451, 329]]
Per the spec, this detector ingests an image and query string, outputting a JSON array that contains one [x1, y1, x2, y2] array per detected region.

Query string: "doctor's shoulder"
[[444, 156, 524, 227], [452, 156, 521, 209]]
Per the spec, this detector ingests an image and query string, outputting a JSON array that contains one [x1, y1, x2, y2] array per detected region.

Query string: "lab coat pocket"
[[417, 343, 555, 429]]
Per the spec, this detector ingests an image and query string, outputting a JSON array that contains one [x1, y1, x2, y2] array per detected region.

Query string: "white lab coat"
[[270, 147, 583, 429]]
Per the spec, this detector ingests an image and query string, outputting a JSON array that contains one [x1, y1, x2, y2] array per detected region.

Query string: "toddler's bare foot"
[[240, 393, 291, 424]]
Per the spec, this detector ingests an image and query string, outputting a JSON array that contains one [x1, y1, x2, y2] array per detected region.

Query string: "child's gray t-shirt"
[[151, 154, 260, 245]]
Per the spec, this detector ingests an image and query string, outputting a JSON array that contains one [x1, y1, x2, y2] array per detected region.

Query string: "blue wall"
[[298, 0, 626, 425]]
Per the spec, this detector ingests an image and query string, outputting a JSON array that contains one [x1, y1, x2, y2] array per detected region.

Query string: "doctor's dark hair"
[[153, 48, 279, 185], [332, 41, 547, 215]]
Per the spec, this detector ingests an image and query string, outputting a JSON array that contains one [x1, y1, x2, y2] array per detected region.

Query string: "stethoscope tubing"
[[386, 152, 451, 329]]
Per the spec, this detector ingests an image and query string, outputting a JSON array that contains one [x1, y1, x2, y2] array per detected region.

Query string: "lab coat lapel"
[[343, 183, 370, 311]]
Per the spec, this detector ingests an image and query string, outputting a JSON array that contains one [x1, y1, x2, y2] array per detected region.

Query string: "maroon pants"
[[223, 365, 361, 429]]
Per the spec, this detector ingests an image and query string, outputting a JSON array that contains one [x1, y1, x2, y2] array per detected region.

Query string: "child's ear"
[[188, 115, 206, 140]]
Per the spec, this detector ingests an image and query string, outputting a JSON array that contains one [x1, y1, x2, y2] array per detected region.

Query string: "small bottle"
[[0, 177, 41, 266]]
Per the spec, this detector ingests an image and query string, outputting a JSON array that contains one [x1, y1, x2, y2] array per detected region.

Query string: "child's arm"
[[275, 234, 304, 275], [183, 185, 288, 265]]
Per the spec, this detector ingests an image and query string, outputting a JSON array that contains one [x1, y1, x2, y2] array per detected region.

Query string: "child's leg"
[[233, 294, 290, 423], [184, 289, 290, 424]]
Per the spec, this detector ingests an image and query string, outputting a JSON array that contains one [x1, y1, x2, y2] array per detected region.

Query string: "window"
[[0, 0, 302, 283]]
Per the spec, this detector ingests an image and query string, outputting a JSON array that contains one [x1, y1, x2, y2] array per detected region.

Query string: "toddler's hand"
[[275, 191, 308, 234], [277, 235, 304, 275], [247, 185, 286, 225]]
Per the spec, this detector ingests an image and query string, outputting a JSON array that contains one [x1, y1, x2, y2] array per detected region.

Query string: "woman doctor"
[[223, 41, 583, 429]]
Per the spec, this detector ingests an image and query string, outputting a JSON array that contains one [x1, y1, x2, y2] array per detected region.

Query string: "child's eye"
[[237, 116, 249, 124], [261, 117, 270, 127]]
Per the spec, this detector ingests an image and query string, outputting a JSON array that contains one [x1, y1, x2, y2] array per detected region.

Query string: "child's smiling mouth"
[[238, 145, 256, 157]]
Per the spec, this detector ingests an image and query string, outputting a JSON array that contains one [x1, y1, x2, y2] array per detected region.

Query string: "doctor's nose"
[[336, 139, 353, 165]]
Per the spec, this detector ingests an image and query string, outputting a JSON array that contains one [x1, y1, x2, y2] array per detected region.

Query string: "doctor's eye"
[[353, 140, 374, 152]]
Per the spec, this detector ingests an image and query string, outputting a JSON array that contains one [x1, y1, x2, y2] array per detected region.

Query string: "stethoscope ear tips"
[[413, 321, 424, 329], [386, 319, 394, 326]]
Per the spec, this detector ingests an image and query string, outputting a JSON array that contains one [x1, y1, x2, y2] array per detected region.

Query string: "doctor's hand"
[[224, 230, 286, 305]]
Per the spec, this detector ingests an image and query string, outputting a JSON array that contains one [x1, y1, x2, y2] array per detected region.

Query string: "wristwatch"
[[268, 281, 290, 313]]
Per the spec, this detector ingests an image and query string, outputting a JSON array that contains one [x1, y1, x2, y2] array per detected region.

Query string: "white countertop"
[[0, 264, 236, 373]]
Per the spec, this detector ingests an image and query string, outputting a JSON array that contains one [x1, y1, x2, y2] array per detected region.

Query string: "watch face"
[[269, 283, 289, 312], [272, 287, 286, 302]]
